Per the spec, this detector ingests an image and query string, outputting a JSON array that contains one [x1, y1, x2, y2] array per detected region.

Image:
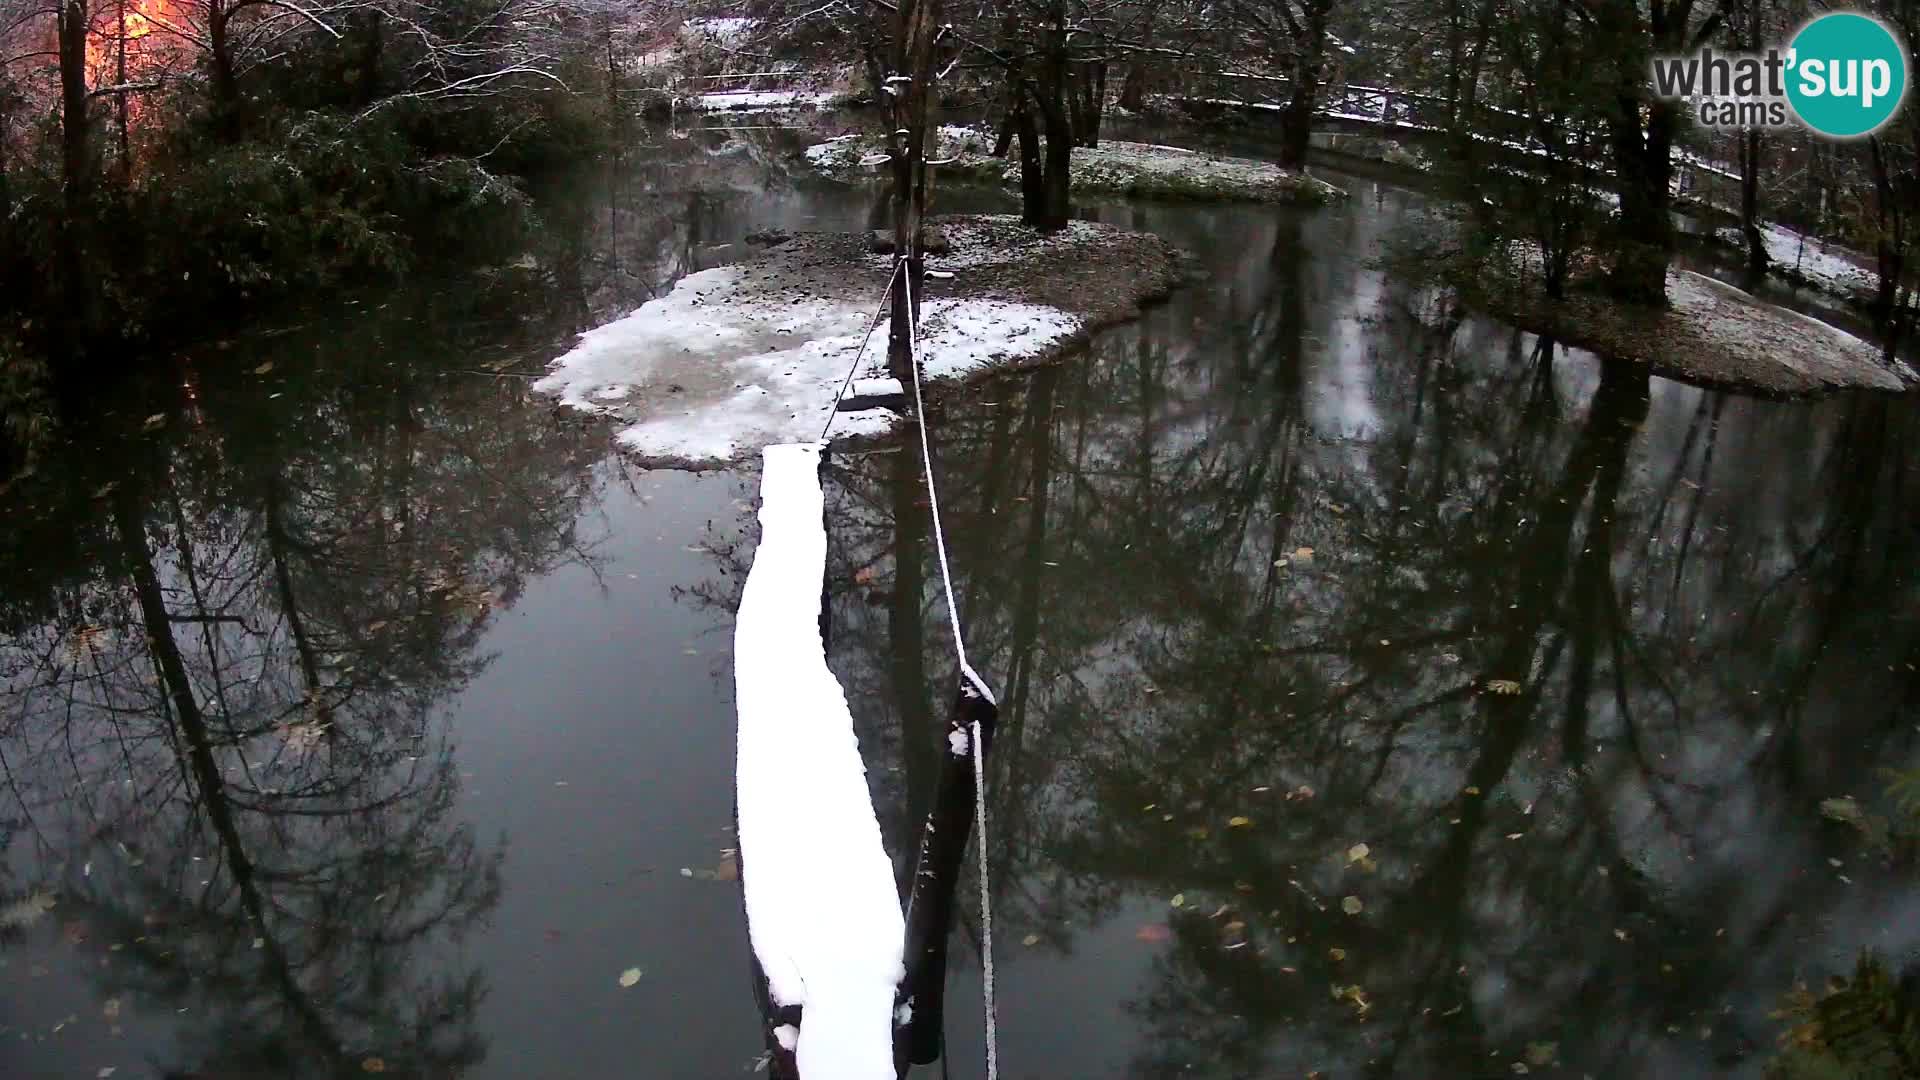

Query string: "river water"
[[1, 120, 1915, 1079]]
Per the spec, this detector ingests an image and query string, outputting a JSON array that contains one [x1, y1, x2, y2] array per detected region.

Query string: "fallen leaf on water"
[[253, 362, 274, 375], [1135, 924, 1171, 943], [1022, 934, 1040, 946], [98, 1069, 116, 1079], [1525, 1041, 1558, 1066], [141, 414, 165, 431], [1506, 832, 1524, 840], [1342, 896, 1364, 915], [1485, 679, 1523, 695], [1169, 893, 1186, 908], [1819, 796, 1865, 828], [1463, 786, 1482, 796], [1347, 843, 1371, 863], [1293, 547, 1315, 564], [618, 967, 643, 988], [1228, 816, 1252, 828], [1328, 947, 1347, 962], [361, 1059, 386, 1074], [0, 890, 56, 931]]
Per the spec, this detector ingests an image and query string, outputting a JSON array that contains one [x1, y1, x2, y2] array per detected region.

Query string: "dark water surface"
[[2, 124, 1916, 1079]]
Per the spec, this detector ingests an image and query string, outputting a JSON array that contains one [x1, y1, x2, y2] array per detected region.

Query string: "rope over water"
[[901, 265, 1000, 1080], [814, 247, 1001, 1080], [819, 261, 905, 443]]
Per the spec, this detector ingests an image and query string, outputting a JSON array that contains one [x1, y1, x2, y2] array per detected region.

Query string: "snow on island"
[[734, 442, 901, 1079], [533, 216, 1183, 466]]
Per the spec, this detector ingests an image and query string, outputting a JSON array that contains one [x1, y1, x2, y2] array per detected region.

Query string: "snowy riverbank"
[[1474, 266, 1913, 397], [803, 129, 1346, 204], [533, 215, 1183, 466]]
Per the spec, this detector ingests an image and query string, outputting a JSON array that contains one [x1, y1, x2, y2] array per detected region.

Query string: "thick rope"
[[818, 261, 906, 443], [900, 263, 999, 1080]]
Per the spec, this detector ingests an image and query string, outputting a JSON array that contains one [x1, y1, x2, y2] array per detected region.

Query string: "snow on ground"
[[803, 131, 1342, 203], [532, 250, 1078, 465], [1665, 271, 1904, 392], [691, 89, 839, 112], [685, 16, 754, 41], [1716, 223, 1879, 300], [734, 442, 904, 1080]]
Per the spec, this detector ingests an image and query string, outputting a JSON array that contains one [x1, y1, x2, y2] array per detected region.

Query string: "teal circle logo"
[[1786, 13, 1908, 138]]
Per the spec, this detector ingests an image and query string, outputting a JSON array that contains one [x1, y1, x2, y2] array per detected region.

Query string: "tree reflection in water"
[[0, 278, 613, 1077], [807, 195, 1920, 1077]]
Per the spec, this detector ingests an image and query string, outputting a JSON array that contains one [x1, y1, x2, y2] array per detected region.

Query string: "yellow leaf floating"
[[1170, 893, 1186, 908], [1486, 678, 1523, 695], [618, 967, 643, 988], [1342, 896, 1364, 915], [1347, 843, 1370, 863], [1228, 816, 1252, 828]]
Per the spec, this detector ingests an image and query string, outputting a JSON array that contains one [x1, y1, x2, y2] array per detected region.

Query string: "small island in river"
[[534, 215, 1183, 467]]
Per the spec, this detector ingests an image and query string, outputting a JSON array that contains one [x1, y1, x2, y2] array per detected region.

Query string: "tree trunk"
[[1605, 99, 1677, 306], [57, 0, 91, 211], [1118, 62, 1146, 111], [1276, 4, 1329, 170], [887, 0, 940, 382], [1087, 60, 1106, 147], [1739, 128, 1768, 277], [210, 5, 242, 137], [1034, 13, 1073, 232], [1867, 135, 1910, 341], [1014, 83, 1044, 227], [114, 0, 129, 175], [54, 0, 95, 354], [357, 8, 384, 107]]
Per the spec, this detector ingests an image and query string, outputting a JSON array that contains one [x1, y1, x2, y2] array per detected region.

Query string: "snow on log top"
[[734, 442, 904, 1079]]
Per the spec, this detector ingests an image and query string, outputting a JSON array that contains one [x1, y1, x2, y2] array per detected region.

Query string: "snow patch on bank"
[[735, 443, 903, 1080], [534, 260, 1079, 464], [1716, 223, 1878, 300], [692, 89, 838, 112]]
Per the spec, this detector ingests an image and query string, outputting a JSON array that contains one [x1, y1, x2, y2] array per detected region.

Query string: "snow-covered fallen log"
[[735, 442, 904, 1079]]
